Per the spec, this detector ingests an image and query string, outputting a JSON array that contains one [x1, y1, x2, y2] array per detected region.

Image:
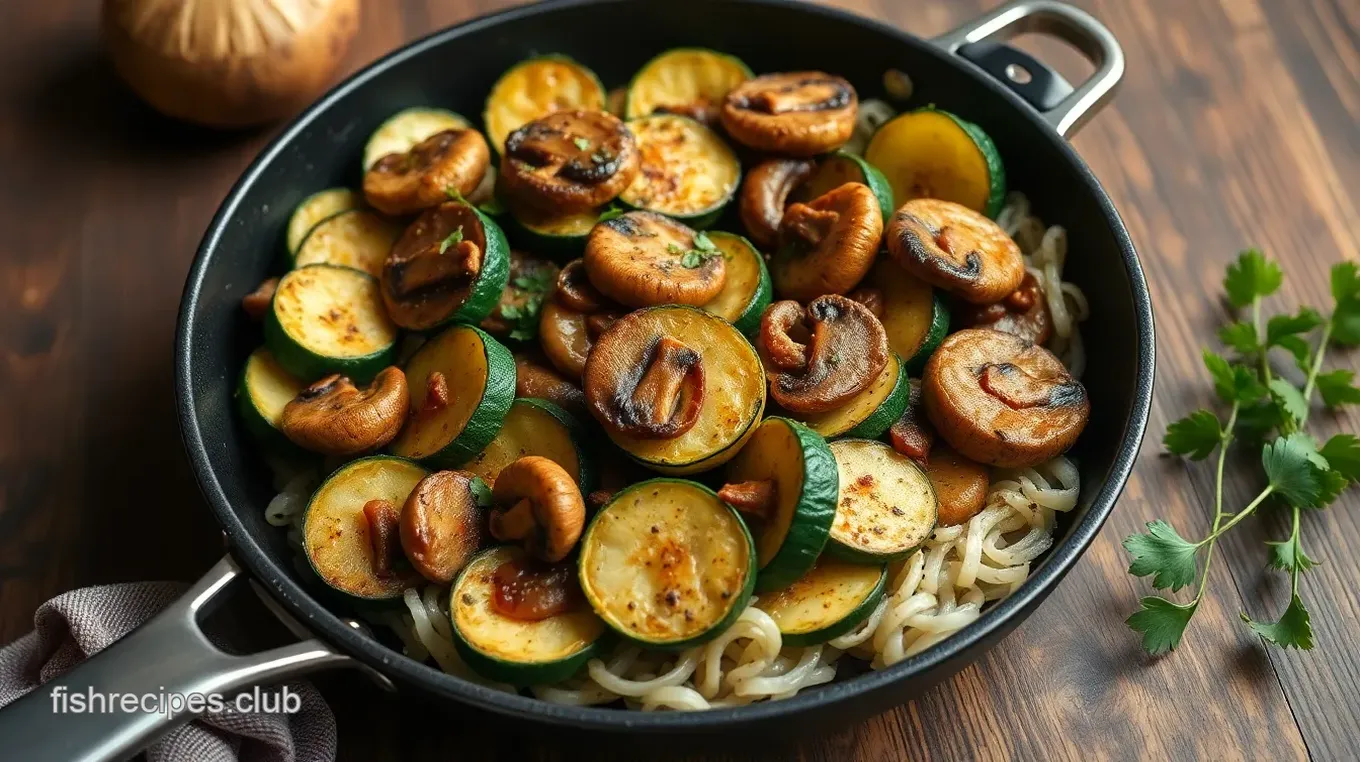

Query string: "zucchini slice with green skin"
[[701, 231, 772, 337], [293, 209, 402, 278], [303, 456, 428, 600], [264, 264, 398, 383], [451, 545, 608, 686], [825, 439, 938, 563], [864, 108, 1006, 218], [505, 205, 601, 260], [483, 56, 606, 153], [363, 107, 473, 170], [869, 256, 950, 375], [619, 114, 741, 229], [382, 202, 512, 331], [624, 47, 752, 121], [758, 558, 887, 647], [236, 347, 305, 450], [390, 325, 516, 467], [286, 188, 362, 255], [586, 306, 766, 475], [793, 150, 894, 224], [579, 479, 756, 649], [461, 398, 596, 491], [797, 353, 910, 440], [724, 417, 837, 592]]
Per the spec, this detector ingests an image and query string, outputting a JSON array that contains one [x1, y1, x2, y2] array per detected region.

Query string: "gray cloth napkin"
[[0, 581, 337, 762]]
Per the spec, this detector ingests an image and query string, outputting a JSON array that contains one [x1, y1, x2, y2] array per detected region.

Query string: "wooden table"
[[2, 0, 1357, 759]]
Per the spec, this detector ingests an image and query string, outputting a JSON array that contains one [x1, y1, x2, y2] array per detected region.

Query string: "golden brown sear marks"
[[363, 129, 491, 215], [721, 72, 858, 156], [887, 198, 1024, 305], [499, 110, 639, 213]]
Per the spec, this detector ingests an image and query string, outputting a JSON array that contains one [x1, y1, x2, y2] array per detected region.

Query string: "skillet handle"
[[932, 0, 1125, 137], [0, 555, 361, 762]]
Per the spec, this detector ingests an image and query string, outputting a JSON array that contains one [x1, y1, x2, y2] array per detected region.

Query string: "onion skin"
[[101, 0, 359, 129]]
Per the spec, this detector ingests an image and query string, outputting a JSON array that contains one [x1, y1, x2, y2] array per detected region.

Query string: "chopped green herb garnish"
[[438, 227, 464, 254], [667, 242, 685, 255], [573, 136, 591, 151]]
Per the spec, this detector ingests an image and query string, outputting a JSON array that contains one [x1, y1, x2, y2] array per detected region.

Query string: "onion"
[[101, 0, 359, 128]]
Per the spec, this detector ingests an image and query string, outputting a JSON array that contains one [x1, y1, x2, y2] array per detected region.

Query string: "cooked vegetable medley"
[[242, 48, 1091, 712]]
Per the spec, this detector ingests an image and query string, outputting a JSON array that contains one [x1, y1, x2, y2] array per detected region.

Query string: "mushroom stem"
[[717, 480, 777, 520], [363, 499, 402, 579], [489, 498, 538, 542], [424, 371, 451, 412], [781, 202, 838, 248], [242, 277, 278, 321], [620, 336, 705, 439], [759, 301, 810, 372], [979, 362, 1066, 410]]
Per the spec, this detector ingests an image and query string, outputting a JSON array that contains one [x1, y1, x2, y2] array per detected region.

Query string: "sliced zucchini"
[[798, 352, 910, 440], [579, 479, 756, 649], [724, 417, 837, 592], [264, 264, 398, 382], [758, 558, 887, 647], [864, 108, 1006, 218], [624, 48, 752, 121], [505, 205, 601, 259], [303, 456, 428, 599], [701, 231, 772, 337], [619, 114, 741, 228], [381, 202, 512, 331], [461, 398, 595, 491], [363, 107, 473, 170], [826, 439, 938, 562], [483, 56, 606, 153], [585, 306, 766, 475], [793, 150, 894, 224], [871, 256, 950, 375], [293, 209, 402, 278], [390, 325, 516, 466], [236, 347, 305, 448], [451, 545, 608, 685], [286, 188, 362, 255]]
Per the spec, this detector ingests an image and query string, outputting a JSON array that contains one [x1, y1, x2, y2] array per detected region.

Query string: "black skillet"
[[0, 0, 1151, 758]]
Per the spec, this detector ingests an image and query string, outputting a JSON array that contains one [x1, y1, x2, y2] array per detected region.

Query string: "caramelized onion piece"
[[887, 198, 1024, 305], [721, 72, 857, 156], [499, 110, 640, 212], [757, 295, 888, 413], [738, 158, 817, 249], [363, 129, 491, 216], [717, 480, 776, 520], [491, 557, 584, 621]]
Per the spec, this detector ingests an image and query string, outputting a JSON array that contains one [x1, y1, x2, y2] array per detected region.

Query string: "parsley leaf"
[[1318, 434, 1360, 482], [597, 206, 626, 222], [438, 226, 464, 254], [1235, 399, 1285, 444], [513, 269, 556, 294], [1266, 539, 1318, 574], [1203, 351, 1267, 404], [1126, 597, 1197, 655], [1218, 321, 1260, 355], [1242, 595, 1313, 650], [1274, 335, 1312, 374], [572, 136, 591, 151], [1267, 379, 1308, 426], [1331, 261, 1360, 302], [1223, 249, 1283, 308], [692, 231, 716, 252], [1163, 410, 1222, 460], [1330, 298, 1360, 346], [500, 293, 545, 342], [469, 476, 493, 508], [1262, 433, 1327, 508], [1124, 521, 1200, 591], [1316, 369, 1360, 408], [1266, 308, 1323, 345], [666, 242, 684, 255]]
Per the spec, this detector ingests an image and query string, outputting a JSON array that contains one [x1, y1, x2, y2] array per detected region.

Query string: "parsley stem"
[[1288, 506, 1303, 597], [1252, 297, 1274, 389], [1299, 319, 1334, 419], [1197, 484, 1275, 546], [1192, 403, 1239, 603]]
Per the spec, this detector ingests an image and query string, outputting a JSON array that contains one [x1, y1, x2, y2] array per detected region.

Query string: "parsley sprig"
[[1125, 251, 1360, 654], [667, 231, 725, 268], [498, 269, 556, 341]]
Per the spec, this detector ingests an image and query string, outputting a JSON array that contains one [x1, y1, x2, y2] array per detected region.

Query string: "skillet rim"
[[175, 0, 1154, 731]]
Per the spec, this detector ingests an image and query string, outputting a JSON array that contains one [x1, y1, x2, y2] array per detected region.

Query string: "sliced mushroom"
[[847, 287, 884, 319], [956, 271, 1053, 344], [888, 379, 934, 464], [555, 259, 608, 313], [513, 349, 588, 418], [488, 456, 586, 563], [925, 444, 990, 527], [382, 202, 487, 331], [498, 110, 640, 213], [279, 367, 409, 455], [757, 295, 888, 413], [923, 328, 1088, 468], [721, 72, 858, 156], [490, 555, 585, 621], [772, 182, 881, 301], [241, 277, 278, 321], [538, 299, 593, 380], [738, 158, 817, 249], [479, 250, 558, 339], [399, 470, 488, 584], [716, 480, 776, 520], [583, 211, 726, 307], [887, 198, 1024, 305], [362, 499, 403, 579], [363, 129, 491, 216], [586, 334, 705, 439]]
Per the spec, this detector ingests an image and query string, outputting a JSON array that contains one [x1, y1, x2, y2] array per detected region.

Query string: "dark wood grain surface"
[[1, 0, 1357, 759]]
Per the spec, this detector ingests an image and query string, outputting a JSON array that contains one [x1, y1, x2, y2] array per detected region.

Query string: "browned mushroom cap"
[[488, 456, 586, 563], [955, 271, 1053, 344], [513, 349, 589, 418], [721, 72, 858, 156], [279, 367, 409, 456], [738, 158, 817, 249], [757, 295, 888, 413], [479, 250, 559, 339], [382, 202, 486, 331], [888, 379, 934, 464], [887, 198, 1025, 305], [772, 182, 882, 301], [363, 129, 491, 216], [583, 211, 726, 307], [925, 444, 990, 526], [498, 110, 640, 213], [923, 328, 1089, 468], [399, 470, 489, 584], [585, 331, 705, 439], [538, 300, 593, 380], [555, 259, 608, 313]]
